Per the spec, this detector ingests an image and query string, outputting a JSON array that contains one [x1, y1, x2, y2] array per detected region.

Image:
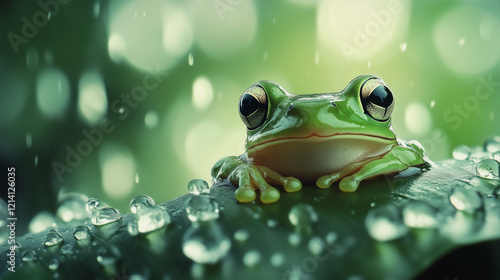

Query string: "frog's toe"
[[260, 187, 280, 204], [339, 176, 359, 192], [316, 175, 335, 189], [235, 187, 257, 203], [283, 177, 302, 192]]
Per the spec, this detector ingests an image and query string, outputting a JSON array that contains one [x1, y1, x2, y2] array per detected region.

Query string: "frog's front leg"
[[212, 156, 302, 203], [317, 145, 426, 192]]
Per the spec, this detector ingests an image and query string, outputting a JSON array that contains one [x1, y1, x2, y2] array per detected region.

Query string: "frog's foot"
[[316, 159, 372, 189], [229, 165, 301, 204]]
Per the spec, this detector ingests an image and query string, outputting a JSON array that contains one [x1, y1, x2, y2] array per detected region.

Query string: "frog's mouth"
[[246, 133, 396, 183]]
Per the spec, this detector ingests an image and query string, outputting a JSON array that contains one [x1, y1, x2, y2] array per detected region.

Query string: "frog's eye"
[[238, 85, 268, 130], [360, 78, 394, 121]]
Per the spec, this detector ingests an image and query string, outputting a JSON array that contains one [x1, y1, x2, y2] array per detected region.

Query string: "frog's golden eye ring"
[[360, 78, 394, 121], [238, 85, 268, 130]]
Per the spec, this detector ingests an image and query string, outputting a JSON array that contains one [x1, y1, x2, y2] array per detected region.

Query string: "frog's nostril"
[[287, 104, 294, 112], [331, 101, 337, 107]]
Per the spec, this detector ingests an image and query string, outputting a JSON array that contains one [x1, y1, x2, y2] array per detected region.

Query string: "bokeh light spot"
[[99, 144, 136, 200], [192, 76, 213, 111], [36, 67, 70, 119], [78, 71, 108, 125], [405, 103, 431, 136]]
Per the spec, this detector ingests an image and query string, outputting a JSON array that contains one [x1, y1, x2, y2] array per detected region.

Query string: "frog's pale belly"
[[246, 135, 396, 184]]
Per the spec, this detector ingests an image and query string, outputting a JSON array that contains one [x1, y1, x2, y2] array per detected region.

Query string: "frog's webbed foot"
[[229, 165, 301, 203], [317, 146, 425, 192], [213, 156, 301, 203]]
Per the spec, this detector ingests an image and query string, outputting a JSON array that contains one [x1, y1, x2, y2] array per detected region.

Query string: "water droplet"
[[430, 100, 436, 108], [130, 194, 155, 214], [402, 201, 438, 228], [234, 229, 249, 242], [185, 194, 219, 222], [493, 152, 500, 162], [267, 219, 278, 228], [61, 243, 74, 255], [73, 225, 92, 240], [270, 253, 285, 267], [97, 246, 121, 266], [187, 179, 210, 195], [11, 242, 22, 251], [22, 250, 37, 262], [288, 204, 318, 228], [325, 231, 338, 244], [85, 198, 100, 217], [365, 205, 408, 242], [484, 138, 500, 153], [449, 188, 484, 214], [188, 53, 194, 66], [34, 155, 38, 166], [135, 173, 140, 183], [56, 193, 89, 222], [182, 223, 231, 264], [48, 258, 59, 271], [314, 52, 320, 65], [133, 206, 171, 234], [93, 0, 100, 18], [91, 207, 122, 226], [127, 220, 139, 236], [308, 236, 326, 256], [288, 232, 301, 246], [43, 230, 64, 246], [243, 250, 261, 267], [453, 145, 471, 160], [476, 159, 499, 179]]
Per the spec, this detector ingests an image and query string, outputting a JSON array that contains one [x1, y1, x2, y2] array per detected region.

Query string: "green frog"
[[212, 75, 427, 203]]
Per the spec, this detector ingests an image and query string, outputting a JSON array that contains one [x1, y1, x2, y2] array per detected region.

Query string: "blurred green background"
[[1, 0, 499, 235]]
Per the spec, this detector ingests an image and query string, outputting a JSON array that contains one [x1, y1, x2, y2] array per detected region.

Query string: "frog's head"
[[238, 75, 398, 180]]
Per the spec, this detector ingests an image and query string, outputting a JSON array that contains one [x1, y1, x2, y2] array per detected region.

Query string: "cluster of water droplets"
[[127, 194, 171, 235], [85, 198, 122, 226], [181, 179, 231, 264], [452, 136, 500, 180]]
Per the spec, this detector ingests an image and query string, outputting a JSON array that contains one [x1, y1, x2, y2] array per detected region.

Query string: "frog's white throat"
[[246, 134, 396, 184]]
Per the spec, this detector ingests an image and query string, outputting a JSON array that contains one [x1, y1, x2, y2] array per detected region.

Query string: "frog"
[[211, 75, 427, 204]]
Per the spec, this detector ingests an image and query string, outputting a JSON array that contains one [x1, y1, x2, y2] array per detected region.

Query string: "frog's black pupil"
[[368, 86, 393, 108], [240, 94, 261, 117]]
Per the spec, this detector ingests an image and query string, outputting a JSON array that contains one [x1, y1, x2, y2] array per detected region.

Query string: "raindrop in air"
[[85, 198, 100, 217], [130, 194, 155, 214], [288, 232, 301, 246], [91, 207, 122, 226], [188, 53, 194, 66], [402, 201, 438, 228], [73, 225, 92, 240], [187, 179, 210, 195], [365, 205, 408, 242], [185, 194, 219, 222], [449, 188, 484, 214], [243, 250, 261, 267], [288, 203, 318, 229], [475, 159, 499, 179], [182, 222, 231, 264], [453, 145, 471, 160], [26, 133, 32, 148], [43, 229, 64, 246]]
